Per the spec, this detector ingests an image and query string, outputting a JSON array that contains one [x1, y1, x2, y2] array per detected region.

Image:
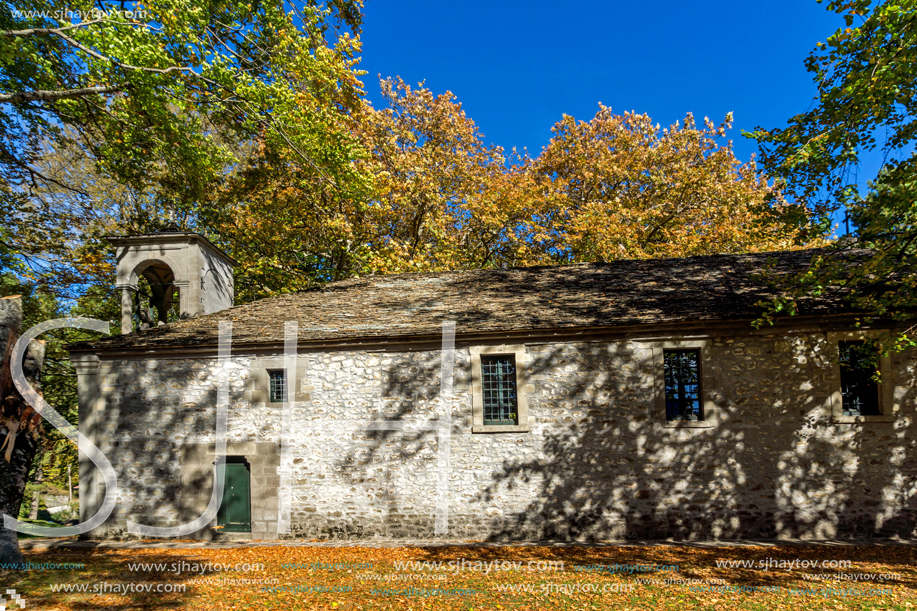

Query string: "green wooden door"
[[217, 462, 251, 533]]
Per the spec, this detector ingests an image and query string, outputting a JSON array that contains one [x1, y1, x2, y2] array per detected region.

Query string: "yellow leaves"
[[212, 78, 824, 292], [23, 544, 917, 611], [529, 105, 821, 262]]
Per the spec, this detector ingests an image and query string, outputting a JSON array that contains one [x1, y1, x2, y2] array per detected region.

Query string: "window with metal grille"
[[268, 369, 287, 403], [663, 350, 702, 421], [481, 355, 518, 425], [839, 341, 880, 416]]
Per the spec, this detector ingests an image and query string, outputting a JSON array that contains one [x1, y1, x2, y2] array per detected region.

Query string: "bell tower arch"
[[108, 226, 236, 334]]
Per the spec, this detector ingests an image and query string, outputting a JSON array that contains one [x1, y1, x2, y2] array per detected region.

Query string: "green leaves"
[[748, 0, 917, 349], [749, 0, 917, 218], [1, 0, 368, 301]]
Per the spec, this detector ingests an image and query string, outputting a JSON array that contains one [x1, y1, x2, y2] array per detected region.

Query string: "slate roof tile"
[[67, 248, 857, 351]]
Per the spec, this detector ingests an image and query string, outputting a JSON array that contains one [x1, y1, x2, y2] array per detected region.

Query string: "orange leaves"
[[21, 544, 917, 611], [529, 106, 826, 263], [206, 81, 827, 295], [351, 78, 515, 273]]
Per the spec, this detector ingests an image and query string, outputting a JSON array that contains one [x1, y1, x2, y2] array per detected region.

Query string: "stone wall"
[[77, 328, 917, 540]]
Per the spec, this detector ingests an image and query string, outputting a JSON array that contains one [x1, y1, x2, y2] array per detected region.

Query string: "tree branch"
[[8, 24, 207, 82], [0, 19, 110, 37], [0, 84, 123, 104]]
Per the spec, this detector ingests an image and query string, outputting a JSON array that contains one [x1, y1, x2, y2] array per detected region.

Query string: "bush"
[[50, 501, 79, 523]]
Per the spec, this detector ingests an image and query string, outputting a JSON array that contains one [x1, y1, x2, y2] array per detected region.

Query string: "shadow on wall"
[[338, 329, 917, 541], [324, 349, 450, 540], [484, 338, 917, 541], [81, 360, 224, 538]]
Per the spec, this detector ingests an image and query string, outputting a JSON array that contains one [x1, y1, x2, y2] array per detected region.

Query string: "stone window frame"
[[827, 330, 895, 424], [245, 357, 309, 405], [650, 339, 717, 429], [470, 344, 530, 433]]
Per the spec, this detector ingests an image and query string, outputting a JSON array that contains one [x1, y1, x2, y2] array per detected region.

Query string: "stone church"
[[67, 229, 917, 540]]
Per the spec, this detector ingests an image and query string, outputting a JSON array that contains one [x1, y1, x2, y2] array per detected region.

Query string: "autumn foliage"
[[531, 107, 816, 262], [207, 78, 825, 300], [11, 544, 917, 610]]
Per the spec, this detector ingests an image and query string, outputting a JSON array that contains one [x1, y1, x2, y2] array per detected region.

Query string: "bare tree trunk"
[[0, 296, 45, 564], [29, 463, 43, 519]]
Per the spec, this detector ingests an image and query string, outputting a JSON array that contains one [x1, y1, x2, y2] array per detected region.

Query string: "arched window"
[[132, 260, 180, 329]]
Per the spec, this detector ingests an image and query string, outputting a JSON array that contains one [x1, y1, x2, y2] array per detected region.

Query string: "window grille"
[[663, 350, 702, 421], [481, 355, 518, 425], [839, 341, 880, 416], [268, 369, 287, 403]]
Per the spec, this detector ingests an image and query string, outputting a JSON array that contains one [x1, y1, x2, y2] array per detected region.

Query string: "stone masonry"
[[76, 326, 917, 541]]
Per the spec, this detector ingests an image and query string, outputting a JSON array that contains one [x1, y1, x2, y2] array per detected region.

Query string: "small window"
[[481, 355, 518, 425], [471, 345, 529, 433], [663, 350, 702, 421], [268, 369, 287, 403], [839, 341, 880, 416]]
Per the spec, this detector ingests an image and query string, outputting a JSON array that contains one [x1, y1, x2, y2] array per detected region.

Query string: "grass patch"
[[15, 519, 72, 540]]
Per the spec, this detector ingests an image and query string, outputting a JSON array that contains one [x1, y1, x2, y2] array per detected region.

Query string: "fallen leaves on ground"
[[1, 544, 915, 610]]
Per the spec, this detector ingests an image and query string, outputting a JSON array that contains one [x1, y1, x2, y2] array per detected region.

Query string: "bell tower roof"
[[107, 230, 236, 267]]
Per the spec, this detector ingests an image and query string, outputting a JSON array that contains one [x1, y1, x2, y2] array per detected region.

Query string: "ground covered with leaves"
[[2, 544, 916, 610]]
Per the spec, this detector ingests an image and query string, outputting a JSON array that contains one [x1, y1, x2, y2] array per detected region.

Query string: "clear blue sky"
[[356, 0, 855, 230], [358, 0, 844, 161]]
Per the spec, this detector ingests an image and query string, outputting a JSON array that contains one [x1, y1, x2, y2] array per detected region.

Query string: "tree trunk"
[[29, 463, 43, 519], [0, 296, 45, 564]]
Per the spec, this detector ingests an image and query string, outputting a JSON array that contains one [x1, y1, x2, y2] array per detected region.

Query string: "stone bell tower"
[[108, 225, 236, 334]]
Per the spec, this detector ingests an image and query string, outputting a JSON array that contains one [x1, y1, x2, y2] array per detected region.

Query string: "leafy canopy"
[[747, 0, 917, 350], [0, 0, 366, 278]]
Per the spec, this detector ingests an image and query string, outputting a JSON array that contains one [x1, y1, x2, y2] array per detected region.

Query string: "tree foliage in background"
[[748, 0, 917, 349], [359, 89, 823, 271], [200, 68, 370, 299], [217, 79, 823, 302], [531, 107, 819, 262], [355, 78, 539, 273], [1, 0, 366, 284]]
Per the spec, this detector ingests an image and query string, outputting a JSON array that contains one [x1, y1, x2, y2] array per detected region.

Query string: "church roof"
[[67, 248, 858, 353]]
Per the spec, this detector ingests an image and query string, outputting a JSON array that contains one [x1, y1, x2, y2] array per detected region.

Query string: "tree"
[[0, 273, 83, 523], [209, 80, 828, 295], [747, 0, 917, 348], [1, 0, 366, 276], [526, 107, 824, 263], [200, 74, 371, 299], [0, 295, 45, 563], [0, 0, 368, 554], [354, 78, 539, 273], [355, 83, 820, 274], [204, 76, 524, 298]]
